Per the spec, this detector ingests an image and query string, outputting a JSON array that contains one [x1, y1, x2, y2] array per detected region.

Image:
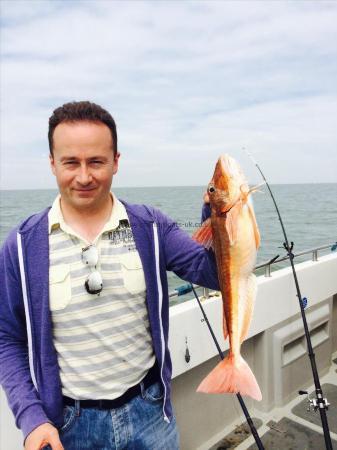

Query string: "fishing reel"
[[298, 390, 330, 412], [283, 241, 294, 259]]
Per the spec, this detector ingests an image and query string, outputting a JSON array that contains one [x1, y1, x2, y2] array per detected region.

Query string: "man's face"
[[50, 121, 119, 212]]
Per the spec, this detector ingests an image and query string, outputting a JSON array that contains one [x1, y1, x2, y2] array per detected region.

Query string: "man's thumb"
[[48, 433, 64, 450]]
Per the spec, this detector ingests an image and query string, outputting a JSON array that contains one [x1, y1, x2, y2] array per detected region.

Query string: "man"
[[0, 101, 219, 450]]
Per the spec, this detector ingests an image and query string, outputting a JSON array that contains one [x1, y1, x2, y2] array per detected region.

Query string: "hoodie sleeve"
[[153, 208, 220, 291], [201, 203, 211, 223], [0, 231, 50, 441]]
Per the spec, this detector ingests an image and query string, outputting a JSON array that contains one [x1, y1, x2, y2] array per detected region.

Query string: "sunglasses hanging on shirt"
[[82, 245, 103, 295]]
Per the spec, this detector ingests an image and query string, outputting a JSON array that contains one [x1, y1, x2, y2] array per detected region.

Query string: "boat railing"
[[169, 241, 337, 300]]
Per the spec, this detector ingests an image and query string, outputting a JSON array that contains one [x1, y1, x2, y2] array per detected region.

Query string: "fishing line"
[[244, 148, 333, 450], [190, 284, 265, 450]]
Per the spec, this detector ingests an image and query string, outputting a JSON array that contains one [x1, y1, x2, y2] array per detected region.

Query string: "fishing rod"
[[245, 149, 333, 450], [190, 284, 265, 450]]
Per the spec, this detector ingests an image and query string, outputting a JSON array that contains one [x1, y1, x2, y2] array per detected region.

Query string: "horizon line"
[[1, 181, 337, 191]]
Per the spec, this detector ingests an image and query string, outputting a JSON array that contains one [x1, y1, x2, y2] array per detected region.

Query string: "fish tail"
[[197, 354, 262, 401]]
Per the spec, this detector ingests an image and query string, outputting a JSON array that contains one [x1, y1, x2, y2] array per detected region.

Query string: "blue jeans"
[[45, 382, 179, 450]]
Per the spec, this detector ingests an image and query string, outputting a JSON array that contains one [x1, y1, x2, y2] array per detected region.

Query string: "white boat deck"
[[205, 363, 337, 450]]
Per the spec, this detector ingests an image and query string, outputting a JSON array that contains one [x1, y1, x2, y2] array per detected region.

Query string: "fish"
[[193, 154, 262, 401]]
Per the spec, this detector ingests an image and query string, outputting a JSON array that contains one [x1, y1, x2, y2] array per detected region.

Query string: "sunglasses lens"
[[82, 245, 99, 266], [85, 271, 103, 295], [82, 245, 103, 295]]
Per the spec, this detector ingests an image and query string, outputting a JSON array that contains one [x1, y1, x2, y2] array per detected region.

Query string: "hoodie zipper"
[[152, 223, 170, 423], [17, 232, 38, 391]]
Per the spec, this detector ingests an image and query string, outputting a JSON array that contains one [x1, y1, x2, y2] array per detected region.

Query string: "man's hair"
[[48, 101, 118, 156]]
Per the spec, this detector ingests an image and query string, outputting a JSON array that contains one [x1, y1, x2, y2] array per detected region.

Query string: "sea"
[[1, 184, 336, 305]]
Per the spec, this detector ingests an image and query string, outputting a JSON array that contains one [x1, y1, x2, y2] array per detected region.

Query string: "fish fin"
[[197, 354, 262, 401], [248, 182, 265, 195], [192, 218, 213, 250], [225, 202, 242, 245], [247, 202, 260, 249], [240, 183, 264, 207], [239, 274, 257, 343]]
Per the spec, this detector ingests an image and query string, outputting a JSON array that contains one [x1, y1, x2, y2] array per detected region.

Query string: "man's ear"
[[49, 153, 56, 176], [113, 151, 120, 175]]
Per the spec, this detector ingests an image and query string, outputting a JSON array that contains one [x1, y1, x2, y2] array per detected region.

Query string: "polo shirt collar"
[[48, 193, 129, 235]]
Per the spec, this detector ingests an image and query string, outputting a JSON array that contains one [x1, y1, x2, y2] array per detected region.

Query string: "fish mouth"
[[210, 155, 245, 213], [214, 154, 246, 187], [212, 155, 233, 191], [219, 155, 237, 178]]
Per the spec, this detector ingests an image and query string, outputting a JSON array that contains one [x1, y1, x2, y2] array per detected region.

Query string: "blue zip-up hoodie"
[[0, 200, 219, 441]]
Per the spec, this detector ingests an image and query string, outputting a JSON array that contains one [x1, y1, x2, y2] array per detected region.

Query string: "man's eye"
[[64, 161, 77, 165], [91, 161, 103, 165]]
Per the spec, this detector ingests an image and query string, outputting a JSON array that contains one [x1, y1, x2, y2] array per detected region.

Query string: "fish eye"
[[208, 185, 216, 193]]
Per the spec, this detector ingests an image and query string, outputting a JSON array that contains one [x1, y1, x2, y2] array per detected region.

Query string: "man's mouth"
[[74, 187, 96, 191]]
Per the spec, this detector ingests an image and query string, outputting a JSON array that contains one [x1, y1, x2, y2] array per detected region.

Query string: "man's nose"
[[76, 164, 92, 185]]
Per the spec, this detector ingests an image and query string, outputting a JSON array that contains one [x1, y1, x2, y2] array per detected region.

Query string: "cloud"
[[1, 0, 337, 189]]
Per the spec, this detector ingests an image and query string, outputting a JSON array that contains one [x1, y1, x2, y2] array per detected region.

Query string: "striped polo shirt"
[[48, 194, 155, 400]]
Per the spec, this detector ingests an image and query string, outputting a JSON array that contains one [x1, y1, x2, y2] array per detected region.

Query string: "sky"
[[1, 0, 337, 189]]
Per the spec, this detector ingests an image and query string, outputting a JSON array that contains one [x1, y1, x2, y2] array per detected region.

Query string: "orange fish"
[[193, 155, 262, 401]]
